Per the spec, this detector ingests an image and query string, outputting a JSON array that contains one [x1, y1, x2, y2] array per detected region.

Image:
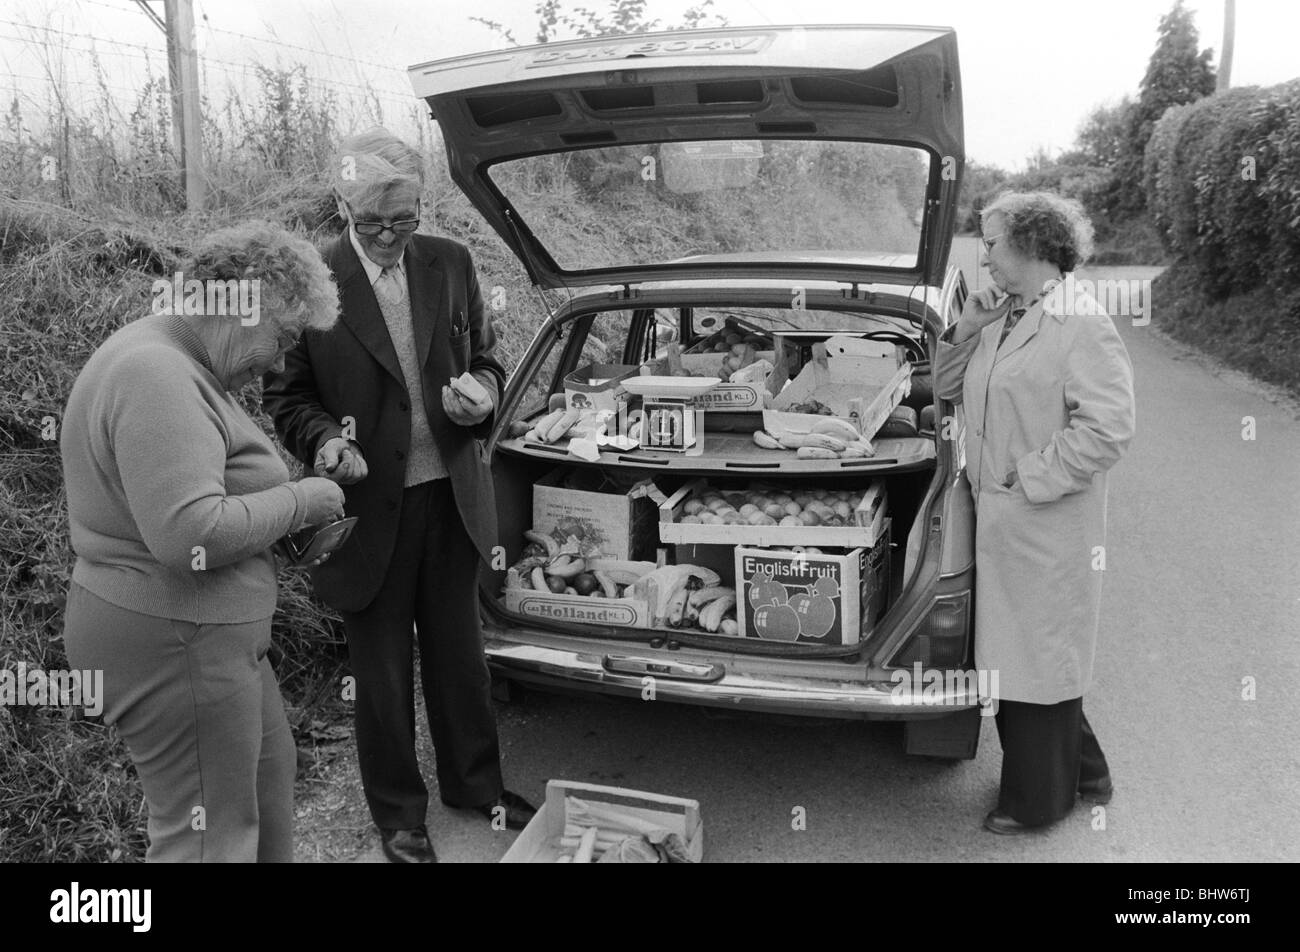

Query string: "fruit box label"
[[504, 590, 649, 628], [534, 472, 657, 561], [736, 547, 870, 646], [692, 384, 762, 410]]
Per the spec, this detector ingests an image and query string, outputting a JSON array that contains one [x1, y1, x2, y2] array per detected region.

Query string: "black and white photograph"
[[0, 0, 1295, 896]]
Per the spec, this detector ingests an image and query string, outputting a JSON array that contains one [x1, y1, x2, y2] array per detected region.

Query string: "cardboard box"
[[639, 348, 769, 408], [766, 335, 911, 440], [659, 479, 888, 548], [735, 521, 891, 647], [502, 586, 651, 629], [502, 780, 704, 863], [533, 469, 660, 561], [564, 363, 640, 414]]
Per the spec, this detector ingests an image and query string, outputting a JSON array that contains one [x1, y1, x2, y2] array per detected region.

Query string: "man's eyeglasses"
[[981, 232, 1005, 253], [343, 199, 420, 238]]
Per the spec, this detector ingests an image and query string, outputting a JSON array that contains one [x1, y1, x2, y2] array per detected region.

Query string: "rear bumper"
[[484, 636, 983, 720]]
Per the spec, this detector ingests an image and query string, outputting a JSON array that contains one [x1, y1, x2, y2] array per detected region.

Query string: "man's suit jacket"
[[263, 233, 506, 614]]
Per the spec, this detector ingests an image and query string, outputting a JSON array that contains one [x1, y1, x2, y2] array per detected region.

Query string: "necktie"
[[377, 267, 405, 304]]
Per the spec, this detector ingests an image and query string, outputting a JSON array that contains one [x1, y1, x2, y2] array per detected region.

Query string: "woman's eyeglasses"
[[981, 233, 1004, 253]]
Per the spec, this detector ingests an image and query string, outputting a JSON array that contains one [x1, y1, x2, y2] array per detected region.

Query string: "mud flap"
[[904, 707, 982, 760]]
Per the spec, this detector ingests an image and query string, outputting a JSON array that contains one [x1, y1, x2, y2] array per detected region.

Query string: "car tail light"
[[888, 591, 971, 669]]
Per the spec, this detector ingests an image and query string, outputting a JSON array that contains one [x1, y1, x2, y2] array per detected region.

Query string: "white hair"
[[334, 127, 425, 212]]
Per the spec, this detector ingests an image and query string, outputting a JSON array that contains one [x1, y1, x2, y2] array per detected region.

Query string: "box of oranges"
[[734, 521, 890, 646]]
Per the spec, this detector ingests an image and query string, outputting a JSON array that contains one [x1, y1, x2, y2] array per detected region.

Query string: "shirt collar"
[[347, 226, 405, 286], [1040, 276, 1070, 322]]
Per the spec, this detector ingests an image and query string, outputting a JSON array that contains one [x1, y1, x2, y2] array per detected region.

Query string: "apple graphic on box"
[[812, 575, 840, 598], [753, 604, 801, 641], [748, 575, 788, 608], [789, 592, 836, 639]]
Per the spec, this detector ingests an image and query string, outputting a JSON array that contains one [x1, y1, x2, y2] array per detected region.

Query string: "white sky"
[[1, 0, 1296, 170]]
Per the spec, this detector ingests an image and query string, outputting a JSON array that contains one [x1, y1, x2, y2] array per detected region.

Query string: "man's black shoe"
[[469, 790, 538, 830], [380, 825, 437, 863]]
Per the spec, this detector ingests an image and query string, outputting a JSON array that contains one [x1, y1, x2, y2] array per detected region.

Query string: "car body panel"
[[409, 24, 963, 291]]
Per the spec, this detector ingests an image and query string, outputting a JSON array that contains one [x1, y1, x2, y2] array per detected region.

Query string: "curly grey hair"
[[186, 220, 339, 333], [981, 191, 1095, 272], [334, 127, 425, 213]]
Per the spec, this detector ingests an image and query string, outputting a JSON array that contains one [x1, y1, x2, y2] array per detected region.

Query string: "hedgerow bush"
[[1144, 79, 1300, 299]]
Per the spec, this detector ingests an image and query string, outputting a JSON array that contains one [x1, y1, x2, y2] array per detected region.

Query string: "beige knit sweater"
[[61, 313, 308, 623]]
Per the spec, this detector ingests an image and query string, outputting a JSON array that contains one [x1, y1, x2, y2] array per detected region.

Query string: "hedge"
[[1144, 79, 1300, 299]]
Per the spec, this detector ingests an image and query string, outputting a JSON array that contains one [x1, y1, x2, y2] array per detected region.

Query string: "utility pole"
[[136, 0, 205, 209], [1217, 0, 1235, 93]]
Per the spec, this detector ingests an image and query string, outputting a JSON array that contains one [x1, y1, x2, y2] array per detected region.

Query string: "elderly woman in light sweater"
[[60, 220, 345, 862]]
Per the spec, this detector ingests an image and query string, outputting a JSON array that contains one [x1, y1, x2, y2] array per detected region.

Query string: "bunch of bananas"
[[751, 417, 875, 460]]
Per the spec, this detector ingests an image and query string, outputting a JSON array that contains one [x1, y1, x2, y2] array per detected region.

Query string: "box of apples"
[[659, 479, 887, 548], [735, 522, 891, 646]]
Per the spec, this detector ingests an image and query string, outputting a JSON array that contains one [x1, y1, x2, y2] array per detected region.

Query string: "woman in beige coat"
[[933, 191, 1136, 834]]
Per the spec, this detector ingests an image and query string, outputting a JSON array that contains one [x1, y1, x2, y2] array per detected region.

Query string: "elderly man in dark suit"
[[263, 127, 534, 863]]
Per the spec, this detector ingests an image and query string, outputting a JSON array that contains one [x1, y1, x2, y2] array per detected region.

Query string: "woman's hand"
[[298, 477, 346, 525], [953, 287, 1009, 343]]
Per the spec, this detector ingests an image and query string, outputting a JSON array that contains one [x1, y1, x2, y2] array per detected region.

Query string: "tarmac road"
[[297, 240, 1300, 863]]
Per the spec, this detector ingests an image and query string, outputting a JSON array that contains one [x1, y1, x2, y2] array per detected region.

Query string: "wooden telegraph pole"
[[1217, 0, 1235, 93], [136, 0, 205, 209]]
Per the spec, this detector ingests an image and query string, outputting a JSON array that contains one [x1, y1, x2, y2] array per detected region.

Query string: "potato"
[[783, 501, 802, 517], [833, 501, 852, 519], [739, 503, 760, 517], [680, 515, 702, 524], [763, 503, 786, 519], [684, 499, 706, 516], [799, 510, 822, 526], [779, 515, 801, 527], [746, 511, 767, 525]]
